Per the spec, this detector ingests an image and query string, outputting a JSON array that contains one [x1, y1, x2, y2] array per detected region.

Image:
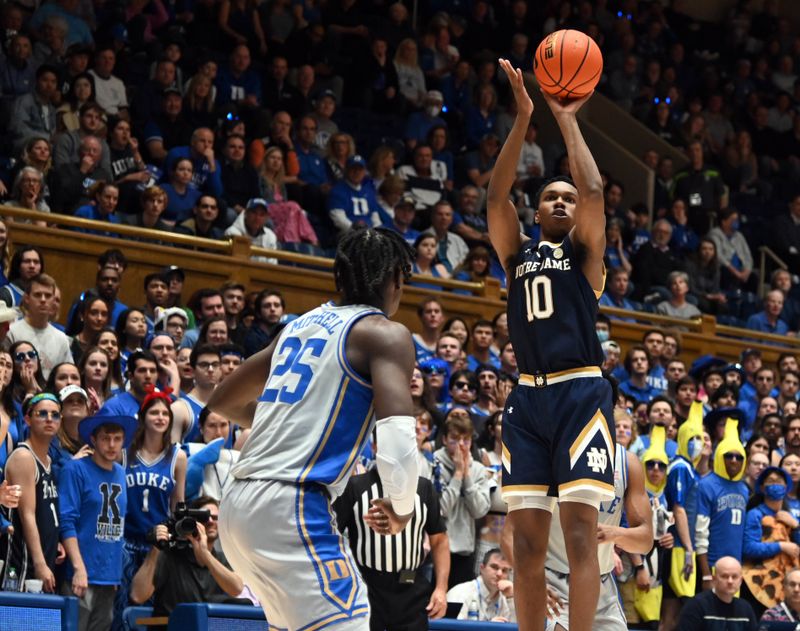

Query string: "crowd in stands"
[[0, 0, 797, 332], [0, 0, 798, 629]]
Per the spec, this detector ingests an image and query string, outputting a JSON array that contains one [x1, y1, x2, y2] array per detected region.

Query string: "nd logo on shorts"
[[563, 409, 615, 494]]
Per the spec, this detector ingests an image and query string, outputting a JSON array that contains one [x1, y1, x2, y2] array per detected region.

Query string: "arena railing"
[[1, 205, 797, 363]]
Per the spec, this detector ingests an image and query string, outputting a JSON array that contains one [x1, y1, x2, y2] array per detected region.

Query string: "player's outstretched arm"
[[207, 337, 279, 428], [598, 452, 653, 554], [541, 92, 605, 278], [487, 59, 532, 268]]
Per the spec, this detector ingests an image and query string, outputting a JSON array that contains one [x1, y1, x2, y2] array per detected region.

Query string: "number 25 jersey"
[[507, 235, 604, 375], [232, 303, 381, 499]]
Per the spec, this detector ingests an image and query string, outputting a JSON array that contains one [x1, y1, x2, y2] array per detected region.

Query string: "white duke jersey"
[[546, 444, 627, 575], [231, 303, 382, 499]]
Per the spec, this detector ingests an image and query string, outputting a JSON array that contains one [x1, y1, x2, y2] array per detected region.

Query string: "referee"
[[334, 451, 450, 631]]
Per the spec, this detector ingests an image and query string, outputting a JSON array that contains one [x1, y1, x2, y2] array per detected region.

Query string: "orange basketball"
[[533, 29, 603, 99]]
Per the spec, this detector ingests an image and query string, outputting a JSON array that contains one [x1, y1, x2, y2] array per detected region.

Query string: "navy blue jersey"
[[506, 235, 604, 374], [123, 445, 179, 540]]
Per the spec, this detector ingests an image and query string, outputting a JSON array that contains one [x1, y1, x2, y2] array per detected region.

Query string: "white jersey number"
[[524, 276, 554, 322]]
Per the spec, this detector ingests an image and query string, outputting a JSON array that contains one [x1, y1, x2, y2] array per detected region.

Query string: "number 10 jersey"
[[506, 235, 604, 375], [232, 303, 381, 500]]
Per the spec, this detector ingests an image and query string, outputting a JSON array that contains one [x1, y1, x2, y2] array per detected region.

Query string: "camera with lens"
[[146, 502, 211, 550]]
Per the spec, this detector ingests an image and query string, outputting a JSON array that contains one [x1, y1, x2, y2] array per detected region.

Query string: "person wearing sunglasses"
[[696, 418, 750, 594], [441, 369, 478, 416], [1, 393, 61, 593]]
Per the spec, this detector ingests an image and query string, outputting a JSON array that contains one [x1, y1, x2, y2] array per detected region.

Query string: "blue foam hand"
[[185, 438, 225, 498]]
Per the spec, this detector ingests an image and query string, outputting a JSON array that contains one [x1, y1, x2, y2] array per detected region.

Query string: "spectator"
[[433, 413, 490, 587], [242, 290, 285, 358], [660, 404, 706, 629], [129, 496, 244, 619], [405, 90, 446, 150], [324, 132, 355, 183], [412, 297, 444, 363], [59, 413, 136, 631], [631, 219, 683, 302], [327, 155, 391, 235], [656, 271, 703, 320], [114, 378, 186, 628], [760, 567, 800, 622], [215, 44, 263, 124], [89, 46, 128, 117], [220, 134, 259, 215], [770, 194, 800, 277], [446, 548, 513, 621], [49, 135, 112, 214], [696, 419, 749, 590], [604, 218, 632, 273], [629, 395, 680, 461], [53, 101, 110, 172], [181, 289, 225, 349], [310, 89, 339, 151], [55, 72, 95, 132], [122, 185, 172, 233], [333, 442, 449, 629], [9, 64, 58, 153], [107, 117, 150, 213], [74, 181, 121, 233], [687, 238, 728, 316], [677, 557, 757, 630], [599, 267, 637, 319], [0, 33, 36, 100], [163, 128, 223, 198], [142, 89, 194, 165], [424, 201, 469, 273], [389, 194, 420, 246], [7, 274, 71, 378], [4, 167, 50, 225], [708, 207, 756, 293], [28, 0, 92, 48], [396, 143, 446, 211], [464, 133, 499, 190], [174, 195, 224, 240], [224, 197, 278, 264], [171, 344, 221, 444], [746, 290, 790, 336], [100, 350, 158, 417], [394, 38, 426, 111], [1, 393, 58, 592], [249, 110, 299, 175], [673, 140, 725, 235], [182, 74, 216, 133], [69, 293, 109, 364], [410, 234, 450, 290], [743, 466, 800, 616], [619, 346, 664, 403], [161, 158, 201, 225]]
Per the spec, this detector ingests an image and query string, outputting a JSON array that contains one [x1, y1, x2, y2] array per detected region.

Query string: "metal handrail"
[[758, 245, 788, 298], [599, 305, 704, 331]]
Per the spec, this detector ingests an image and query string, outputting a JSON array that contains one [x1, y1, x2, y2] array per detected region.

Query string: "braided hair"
[[334, 227, 415, 306]]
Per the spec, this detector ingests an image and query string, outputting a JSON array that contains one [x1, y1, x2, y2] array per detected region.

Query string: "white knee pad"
[[558, 488, 606, 510], [506, 494, 557, 513]]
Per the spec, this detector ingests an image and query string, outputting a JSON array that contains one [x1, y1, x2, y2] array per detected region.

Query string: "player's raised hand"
[[540, 89, 593, 116], [498, 58, 533, 118], [365, 498, 413, 536]]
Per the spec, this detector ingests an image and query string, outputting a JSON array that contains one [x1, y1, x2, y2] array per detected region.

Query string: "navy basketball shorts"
[[501, 372, 616, 505]]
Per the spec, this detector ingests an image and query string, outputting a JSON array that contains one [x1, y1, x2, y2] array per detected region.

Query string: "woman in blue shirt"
[[161, 158, 201, 225]]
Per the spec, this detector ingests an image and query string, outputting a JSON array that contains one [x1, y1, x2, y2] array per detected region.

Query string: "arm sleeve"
[[57, 462, 82, 540], [695, 514, 710, 556], [374, 416, 418, 515], [742, 508, 782, 559]]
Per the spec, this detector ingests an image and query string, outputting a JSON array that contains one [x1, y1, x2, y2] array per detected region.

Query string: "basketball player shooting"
[[487, 59, 615, 631], [208, 228, 420, 631]]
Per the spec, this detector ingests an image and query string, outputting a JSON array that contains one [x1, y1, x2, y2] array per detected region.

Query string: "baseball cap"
[[395, 195, 416, 209], [162, 86, 182, 98], [315, 88, 337, 103], [162, 265, 185, 281], [346, 155, 367, 168], [59, 385, 89, 403], [246, 198, 269, 211]]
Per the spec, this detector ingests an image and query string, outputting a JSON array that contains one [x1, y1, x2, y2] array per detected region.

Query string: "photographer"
[[129, 496, 244, 625]]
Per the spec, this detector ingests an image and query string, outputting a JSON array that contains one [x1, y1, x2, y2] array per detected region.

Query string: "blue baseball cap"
[[246, 198, 269, 211], [346, 155, 366, 169]]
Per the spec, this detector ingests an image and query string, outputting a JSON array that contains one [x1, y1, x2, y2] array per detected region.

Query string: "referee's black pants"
[[359, 565, 432, 631]]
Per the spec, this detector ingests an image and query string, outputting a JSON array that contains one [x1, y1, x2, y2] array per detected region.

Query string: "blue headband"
[[26, 392, 60, 411]]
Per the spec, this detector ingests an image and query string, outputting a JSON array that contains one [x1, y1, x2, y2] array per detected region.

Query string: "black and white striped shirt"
[[333, 469, 445, 573]]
